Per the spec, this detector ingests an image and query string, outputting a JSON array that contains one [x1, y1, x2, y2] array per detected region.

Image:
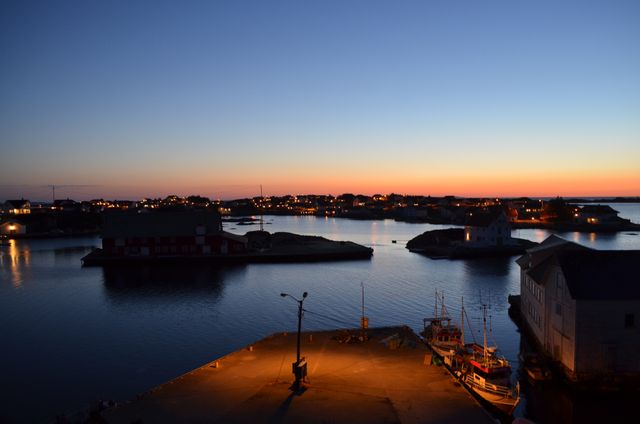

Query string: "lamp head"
[[303, 292, 308, 298], [280, 293, 287, 297]]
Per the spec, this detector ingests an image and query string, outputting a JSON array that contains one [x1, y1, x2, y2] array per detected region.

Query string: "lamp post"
[[280, 291, 308, 388]]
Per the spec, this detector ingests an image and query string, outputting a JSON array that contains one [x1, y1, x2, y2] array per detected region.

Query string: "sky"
[[1, 0, 639, 201]]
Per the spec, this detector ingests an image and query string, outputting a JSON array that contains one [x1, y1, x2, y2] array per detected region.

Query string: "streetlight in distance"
[[280, 291, 308, 389]]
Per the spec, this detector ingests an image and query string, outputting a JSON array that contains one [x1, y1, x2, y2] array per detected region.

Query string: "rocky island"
[[406, 228, 535, 259], [407, 209, 537, 259]]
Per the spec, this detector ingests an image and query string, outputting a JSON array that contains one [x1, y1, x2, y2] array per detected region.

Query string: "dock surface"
[[102, 326, 495, 424]]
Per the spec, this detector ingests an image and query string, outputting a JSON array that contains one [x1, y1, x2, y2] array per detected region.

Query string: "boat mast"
[[441, 292, 449, 331], [361, 282, 365, 324], [483, 304, 488, 366], [461, 297, 465, 345]]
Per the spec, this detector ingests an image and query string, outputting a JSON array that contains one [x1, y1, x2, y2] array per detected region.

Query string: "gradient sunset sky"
[[1, 0, 639, 200]]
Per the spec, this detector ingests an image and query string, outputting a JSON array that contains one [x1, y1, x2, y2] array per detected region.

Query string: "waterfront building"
[[3, 199, 31, 214], [517, 235, 640, 383], [0, 219, 27, 235], [463, 209, 513, 247], [574, 204, 621, 225], [101, 210, 247, 257]]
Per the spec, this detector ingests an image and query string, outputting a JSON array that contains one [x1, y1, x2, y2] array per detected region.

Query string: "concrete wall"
[[575, 300, 640, 376]]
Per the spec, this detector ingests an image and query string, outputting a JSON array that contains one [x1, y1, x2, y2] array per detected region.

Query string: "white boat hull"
[[462, 374, 520, 414]]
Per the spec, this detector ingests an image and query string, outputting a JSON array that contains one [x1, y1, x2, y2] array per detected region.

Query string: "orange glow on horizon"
[[3, 167, 638, 200]]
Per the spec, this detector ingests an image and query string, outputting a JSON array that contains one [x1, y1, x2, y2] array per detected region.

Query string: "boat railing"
[[464, 375, 515, 398]]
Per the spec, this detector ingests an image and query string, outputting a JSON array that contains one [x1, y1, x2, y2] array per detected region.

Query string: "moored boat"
[[422, 292, 464, 365], [452, 306, 520, 415]]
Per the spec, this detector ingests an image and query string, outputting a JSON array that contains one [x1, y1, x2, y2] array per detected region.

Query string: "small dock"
[[101, 326, 496, 424]]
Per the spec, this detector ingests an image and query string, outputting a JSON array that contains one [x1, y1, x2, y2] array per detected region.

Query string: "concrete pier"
[[101, 326, 496, 424]]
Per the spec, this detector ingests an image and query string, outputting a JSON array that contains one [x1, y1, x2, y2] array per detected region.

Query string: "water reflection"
[[520, 377, 637, 424], [463, 256, 512, 277], [0, 240, 30, 287], [101, 264, 246, 303]]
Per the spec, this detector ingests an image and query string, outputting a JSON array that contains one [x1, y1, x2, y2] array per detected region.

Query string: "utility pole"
[[280, 291, 308, 390], [360, 282, 368, 340]]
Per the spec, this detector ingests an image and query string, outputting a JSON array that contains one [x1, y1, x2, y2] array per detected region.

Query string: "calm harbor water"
[[1, 203, 639, 423]]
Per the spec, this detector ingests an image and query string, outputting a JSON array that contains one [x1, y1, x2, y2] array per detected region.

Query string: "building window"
[[555, 274, 562, 298], [625, 314, 635, 328], [555, 303, 562, 316]]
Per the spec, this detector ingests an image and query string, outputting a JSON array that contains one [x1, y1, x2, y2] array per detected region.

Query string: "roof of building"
[[53, 199, 78, 206], [516, 235, 588, 271], [464, 208, 505, 227], [102, 210, 222, 238], [557, 250, 640, 300], [580, 204, 618, 214], [4, 199, 30, 208], [518, 235, 640, 300], [0, 219, 26, 226]]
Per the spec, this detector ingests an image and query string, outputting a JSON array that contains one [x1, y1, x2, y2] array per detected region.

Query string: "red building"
[[102, 210, 247, 257]]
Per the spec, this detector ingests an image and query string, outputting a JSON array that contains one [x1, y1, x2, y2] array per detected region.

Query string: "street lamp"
[[280, 291, 308, 389]]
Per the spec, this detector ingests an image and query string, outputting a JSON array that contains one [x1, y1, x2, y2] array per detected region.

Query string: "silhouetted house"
[[574, 205, 620, 225], [3, 199, 31, 214], [517, 235, 640, 382], [507, 198, 544, 221], [101, 210, 247, 257], [0, 219, 27, 235], [463, 209, 513, 247], [52, 198, 81, 212]]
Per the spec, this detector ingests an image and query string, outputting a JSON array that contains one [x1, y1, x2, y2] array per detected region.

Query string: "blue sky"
[[1, 0, 639, 200]]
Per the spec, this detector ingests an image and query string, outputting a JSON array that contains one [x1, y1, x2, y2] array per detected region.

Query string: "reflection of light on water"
[[572, 232, 581, 243], [533, 229, 547, 242], [589, 232, 596, 243], [5, 240, 29, 288], [370, 221, 378, 245]]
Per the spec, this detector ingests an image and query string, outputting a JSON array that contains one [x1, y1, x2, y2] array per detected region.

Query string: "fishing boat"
[[422, 292, 464, 365], [452, 305, 520, 415]]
